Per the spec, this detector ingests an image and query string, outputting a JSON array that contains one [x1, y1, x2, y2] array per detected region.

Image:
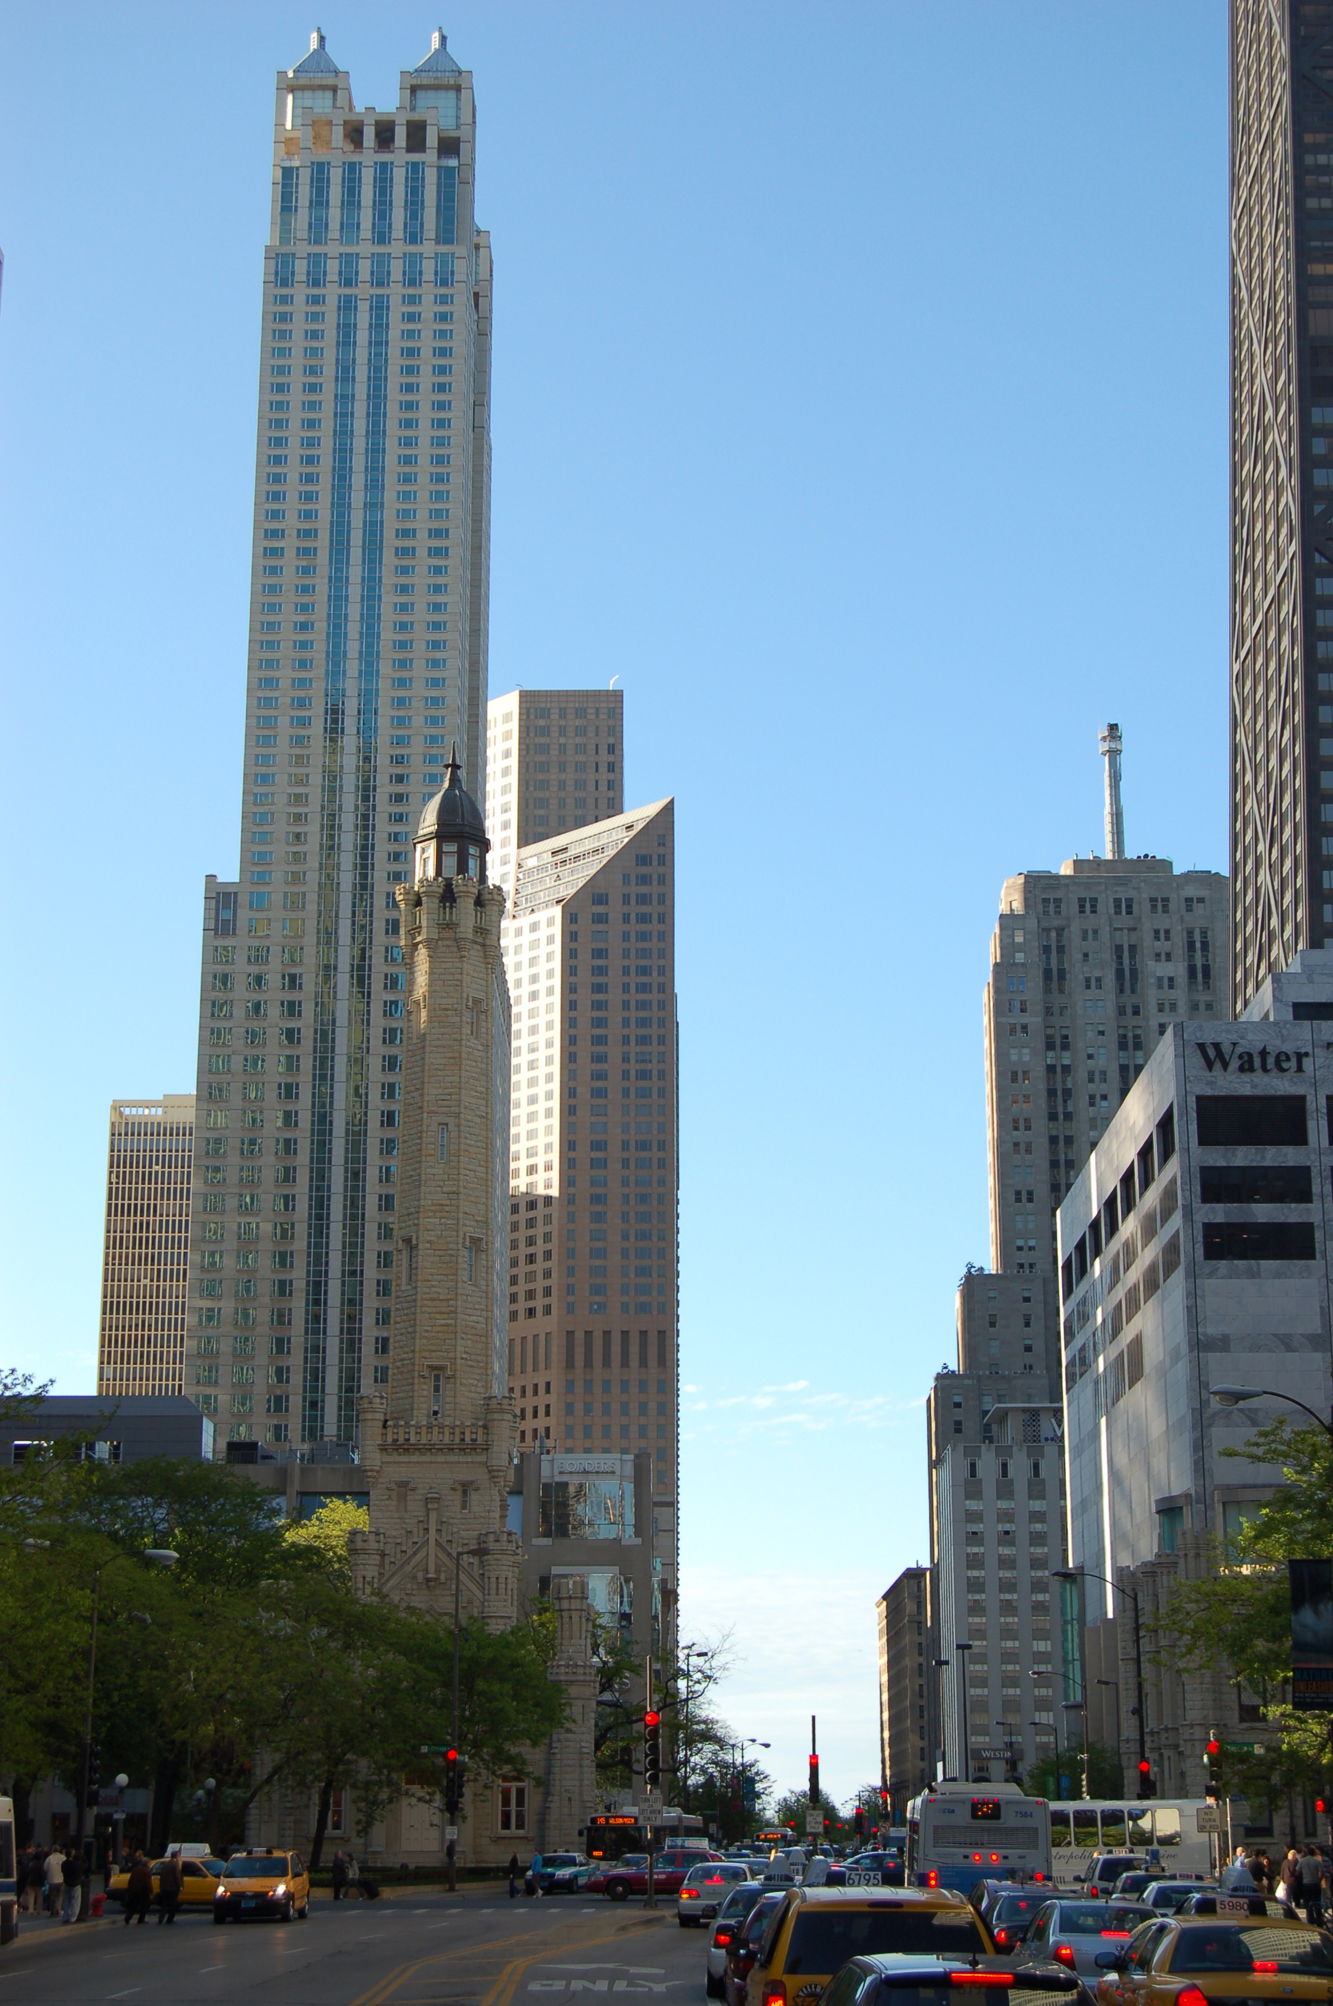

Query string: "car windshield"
[[224, 1856, 288, 1877], [994, 1896, 1044, 1924], [784, 1911, 987, 1972], [1173, 1926, 1333, 1975], [1053, 1904, 1120, 1933], [719, 1885, 766, 1921]]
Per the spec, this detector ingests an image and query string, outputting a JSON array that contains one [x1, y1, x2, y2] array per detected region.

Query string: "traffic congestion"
[[544, 1782, 1333, 2005]]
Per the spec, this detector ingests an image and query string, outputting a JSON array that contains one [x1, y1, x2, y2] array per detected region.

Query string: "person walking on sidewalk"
[[156, 1852, 182, 1924], [507, 1853, 521, 1899], [43, 1845, 64, 1916], [123, 1852, 153, 1926], [331, 1851, 349, 1901], [60, 1845, 87, 1924]]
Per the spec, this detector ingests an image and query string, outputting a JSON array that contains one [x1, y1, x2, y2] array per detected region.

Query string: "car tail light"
[[927, 1870, 940, 1888], [993, 1929, 1012, 1949], [1053, 1943, 1077, 1966], [949, 1974, 1016, 1987], [1101, 1931, 1131, 1939], [1252, 1962, 1279, 1974], [681, 1889, 699, 1900], [1176, 1988, 1211, 2006], [762, 1989, 787, 2005], [715, 1929, 734, 1946]]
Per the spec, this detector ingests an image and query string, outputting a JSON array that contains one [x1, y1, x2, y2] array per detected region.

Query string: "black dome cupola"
[[414, 748, 489, 884]]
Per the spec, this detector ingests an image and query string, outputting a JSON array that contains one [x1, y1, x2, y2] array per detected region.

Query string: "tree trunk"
[[309, 1775, 334, 1870], [150, 1753, 180, 1857]]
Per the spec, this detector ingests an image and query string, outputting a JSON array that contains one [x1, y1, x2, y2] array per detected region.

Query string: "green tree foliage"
[[282, 1498, 371, 1584], [1022, 1741, 1123, 1800], [1163, 1418, 1333, 1804], [0, 1454, 567, 1852]]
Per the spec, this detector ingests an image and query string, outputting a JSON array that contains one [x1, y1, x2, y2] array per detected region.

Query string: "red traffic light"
[[1206, 1739, 1221, 1757], [644, 1710, 661, 1729], [1138, 1760, 1152, 1775], [445, 1748, 459, 1764], [1317, 1799, 1328, 1815]]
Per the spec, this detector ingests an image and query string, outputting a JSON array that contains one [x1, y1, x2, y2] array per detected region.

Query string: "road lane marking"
[[197, 1965, 226, 1973], [108, 1991, 142, 1999]]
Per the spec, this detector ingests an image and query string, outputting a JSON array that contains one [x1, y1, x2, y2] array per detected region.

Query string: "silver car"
[[1138, 1880, 1217, 1914], [704, 1880, 773, 1998], [677, 1858, 754, 1927], [1017, 1898, 1157, 1977]]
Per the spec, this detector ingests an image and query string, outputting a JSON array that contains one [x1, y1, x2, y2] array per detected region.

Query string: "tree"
[[1162, 1418, 1333, 1810], [1022, 1742, 1123, 1800], [283, 1498, 370, 1584]]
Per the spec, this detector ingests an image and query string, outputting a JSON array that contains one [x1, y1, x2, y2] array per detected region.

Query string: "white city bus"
[[905, 1783, 1052, 1893], [0, 1796, 16, 1946], [1049, 1799, 1214, 1882]]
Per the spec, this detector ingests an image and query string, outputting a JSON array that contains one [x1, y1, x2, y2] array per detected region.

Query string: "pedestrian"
[[507, 1852, 521, 1899], [1279, 1847, 1302, 1912], [529, 1850, 543, 1898], [43, 1844, 64, 1916], [21, 1847, 43, 1915], [60, 1845, 87, 1925], [156, 1851, 182, 1925], [346, 1851, 360, 1897], [331, 1849, 349, 1901], [123, 1851, 153, 1926], [1298, 1845, 1325, 1924]]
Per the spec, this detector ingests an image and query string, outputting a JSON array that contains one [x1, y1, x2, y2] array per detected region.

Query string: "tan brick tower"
[[354, 755, 520, 1629]]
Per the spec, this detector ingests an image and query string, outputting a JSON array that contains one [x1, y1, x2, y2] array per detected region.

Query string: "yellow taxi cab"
[[746, 1883, 996, 2004], [1093, 1904, 1333, 2006], [212, 1849, 310, 1924], [108, 1855, 228, 1912]]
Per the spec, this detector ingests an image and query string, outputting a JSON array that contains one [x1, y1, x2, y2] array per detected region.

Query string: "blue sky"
[[0, 3, 1229, 1806]]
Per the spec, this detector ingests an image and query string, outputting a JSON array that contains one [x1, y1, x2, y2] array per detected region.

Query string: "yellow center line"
[[342, 1915, 663, 2006]]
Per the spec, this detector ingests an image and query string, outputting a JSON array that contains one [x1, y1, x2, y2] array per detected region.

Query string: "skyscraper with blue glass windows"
[[185, 29, 492, 1452]]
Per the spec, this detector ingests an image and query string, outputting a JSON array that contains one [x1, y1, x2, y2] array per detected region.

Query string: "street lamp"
[[679, 1645, 710, 1813], [1053, 1568, 1147, 1789], [932, 1658, 952, 1778], [953, 1644, 974, 1783], [1210, 1384, 1333, 1441]]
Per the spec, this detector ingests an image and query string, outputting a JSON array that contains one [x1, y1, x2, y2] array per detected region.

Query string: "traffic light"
[[1136, 1759, 1154, 1799], [644, 1710, 662, 1790], [1317, 1798, 1327, 1816], [444, 1747, 461, 1816], [808, 1753, 820, 1806], [1204, 1737, 1221, 1803], [854, 1810, 865, 1837], [822, 1816, 831, 1835]]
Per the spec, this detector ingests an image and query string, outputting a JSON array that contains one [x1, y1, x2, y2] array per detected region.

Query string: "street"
[[0, 1891, 707, 2004]]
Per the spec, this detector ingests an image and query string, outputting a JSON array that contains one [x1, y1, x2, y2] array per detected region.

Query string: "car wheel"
[[705, 1974, 724, 2001], [607, 1881, 630, 1901], [213, 1913, 225, 1925], [280, 1902, 293, 1923]]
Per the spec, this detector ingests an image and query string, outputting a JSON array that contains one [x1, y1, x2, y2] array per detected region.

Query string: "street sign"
[[1196, 1807, 1221, 1833], [805, 1815, 822, 1837], [445, 1826, 458, 1842], [420, 1744, 452, 1754]]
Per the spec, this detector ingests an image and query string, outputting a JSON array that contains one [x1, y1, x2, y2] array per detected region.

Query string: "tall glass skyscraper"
[[186, 30, 492, 1451], [1231, 1, 1333, 1009]]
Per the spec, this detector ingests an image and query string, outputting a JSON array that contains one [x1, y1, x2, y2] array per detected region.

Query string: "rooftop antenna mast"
[[1100, 722, 1125, 860]]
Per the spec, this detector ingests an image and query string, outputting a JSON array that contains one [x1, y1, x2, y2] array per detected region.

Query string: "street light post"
[[1053, 1569, 1147, 1787], [1210, 1384, 1333, 1440], [954, 1644, 974, 1783]]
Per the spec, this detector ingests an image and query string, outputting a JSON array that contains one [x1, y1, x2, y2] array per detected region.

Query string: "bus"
[[1049, 1799, 1213, 1882], [585, 1809, 705, 1860], [753, 1827, 798, 1855], [905, 1783, 1052, 1893], [0, 1797, 16, 1946]]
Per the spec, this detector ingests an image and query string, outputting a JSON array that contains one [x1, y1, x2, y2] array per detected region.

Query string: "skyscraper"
[[486, 688, 624, 897], [97, 1097, 195, 1400], [505, 798, 679, 1671], [186, 30, 491, 1451], [1230, 1, 1333, 1008]]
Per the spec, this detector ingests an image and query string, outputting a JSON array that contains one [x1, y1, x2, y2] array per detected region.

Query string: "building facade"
[[504, 800, 679, 1673], [1058, 951, 1333, 1792], [186, 29, 492, 1453], [1230, 0, 1333, 1008], [876, 1568, 932, 1815], [985, 855, 1229, 1283], [97, 1097, 195, 1399], [486, 688, 624, 897]]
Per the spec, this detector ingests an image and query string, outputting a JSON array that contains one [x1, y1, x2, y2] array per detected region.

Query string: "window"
[[497, 1781, 528, 1834], [1203, 1219, 1316, 1260], [1196, 1095, 1309, 1146], [1200, 1164, 1313, 1204]]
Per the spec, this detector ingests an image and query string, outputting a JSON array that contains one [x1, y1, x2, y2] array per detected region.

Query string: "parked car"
[[677, 1859, 754, 1926], [1017, 1898, 1158, 1976]]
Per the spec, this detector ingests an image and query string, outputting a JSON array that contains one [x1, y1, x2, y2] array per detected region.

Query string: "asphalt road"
[[2, 1891, 710, 2004]]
